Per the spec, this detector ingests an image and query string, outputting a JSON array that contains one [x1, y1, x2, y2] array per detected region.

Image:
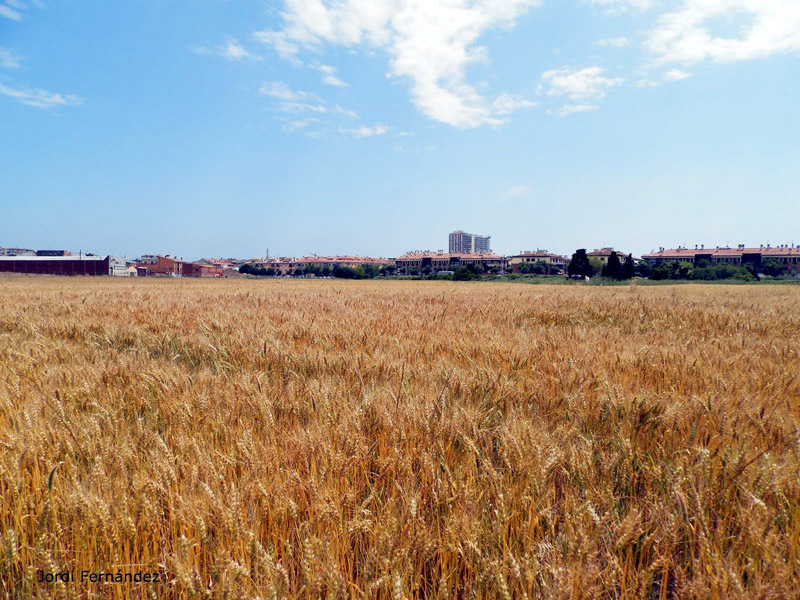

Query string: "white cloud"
[[279, 101, 329, 113], [333, 104, 358, 117], [282, 118, 320, 132], [254, 0, 542, 128], [259, 81, 315, 101], [646, 1, 800, 65], [340, 124, 390, 137], [0, 3, 22, 20], [0, 47, 21, 68], [491, 93, 538, 115], [0, 83, 83, 108], [595, 37, 630, 48], [261, 81, 358, 121], [663, 68, 691, 81], [588, 0, 654, 15], [317, 64, 347, 86], [499, 184, 533, 200], [540, 66, 624, 101], [547, 104, 598, 117], [192, 38, 261, 61], [634, 68, 691, 87]]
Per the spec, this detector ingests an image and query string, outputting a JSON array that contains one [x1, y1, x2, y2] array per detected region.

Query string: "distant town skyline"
[[2, 1, 798, 259]]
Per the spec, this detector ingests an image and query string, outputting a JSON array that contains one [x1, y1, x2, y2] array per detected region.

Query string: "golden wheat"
[[0, 277, 798, 599]]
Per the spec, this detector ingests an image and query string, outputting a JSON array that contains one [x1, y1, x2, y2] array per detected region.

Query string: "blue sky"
[[1, 0, 798, 259]]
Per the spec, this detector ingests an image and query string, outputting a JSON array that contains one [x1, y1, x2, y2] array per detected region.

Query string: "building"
[[109, 256, 138, 276], [298, 256, 391, 270], [395, 251, 507, 274], [242, 255, 392, 275], [0, 247, 36, 256], [449, 231, 492, 254], [508, 251, 569, 274], [197, 258, 235, 270], [183, 262, 223, 277], [587, 248, 630, 265], [0, 255, 110, 276], [135, 255, 184, 277], [36, 250, 70, 257], [642, 244, 800, 276]]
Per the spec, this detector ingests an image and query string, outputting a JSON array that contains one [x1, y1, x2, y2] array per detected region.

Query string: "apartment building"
[[508, 251, 569, 274], [449, 231, 492, 254], [395, 251, 507, 273], [642, 245, 800, 276]]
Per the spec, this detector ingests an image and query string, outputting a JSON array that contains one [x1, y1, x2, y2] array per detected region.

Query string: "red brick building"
[[183, 262, 223, 277]]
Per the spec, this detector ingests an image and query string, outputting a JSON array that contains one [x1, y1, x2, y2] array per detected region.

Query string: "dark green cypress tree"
[[621, 254, 635, 280], [602, 251, 622, 279], [568, 249, 591, 278]]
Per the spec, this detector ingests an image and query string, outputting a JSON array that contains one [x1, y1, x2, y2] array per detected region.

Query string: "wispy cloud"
[[0, 47, 22, 69], [0, 3, 22, 20], [634, 68, 691, 88], [192, 38, 261, 61], [547, 104, 598, 117], [0, 0, 45, 19], [261, 81, 359, 132], [339, 124, 390, 137], [594, 37, 630, 48], [540, 66, 624, 101], [254, 0, 542, 128], [491, 93, 538, 115], [0, 82, 83, 108], [588, 0, 654, 15], [282, 118, 320, 132], [259, 81, 317, 102], [317, 64, 347, 87], [499, 184, 533, 200], [663, 68, 691, 82]]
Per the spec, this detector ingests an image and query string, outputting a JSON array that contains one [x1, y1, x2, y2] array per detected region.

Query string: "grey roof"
[[0, 255, 107, 261]]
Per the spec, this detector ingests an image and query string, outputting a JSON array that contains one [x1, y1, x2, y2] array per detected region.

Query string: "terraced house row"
[[642, 244, 800, 276]]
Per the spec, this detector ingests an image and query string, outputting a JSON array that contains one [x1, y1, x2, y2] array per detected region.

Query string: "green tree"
[[530, 261, 548, 275], [601, 251, 622, 280], [332, 265, 364, 279], [362, 264, 381, 279], [635, 261, 653, 278], [466, 263, 485, 276], [453, 267, 479, 281], [568, 249, 592, 278], [651, 263, 671, 280], [621, 254, 635, 280], [760, 258, 784, 277]]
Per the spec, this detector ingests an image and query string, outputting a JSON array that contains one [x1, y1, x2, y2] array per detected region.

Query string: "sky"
[[1, 0, 799, 260]]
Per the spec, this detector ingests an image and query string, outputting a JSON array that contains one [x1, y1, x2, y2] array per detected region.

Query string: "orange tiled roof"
[[297, 256, 391, 264], [396, 252, 503, 260], [642, 246, 800, 259]]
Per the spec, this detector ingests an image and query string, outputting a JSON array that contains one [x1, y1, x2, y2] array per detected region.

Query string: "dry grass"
[[1, 277, 799, 599]]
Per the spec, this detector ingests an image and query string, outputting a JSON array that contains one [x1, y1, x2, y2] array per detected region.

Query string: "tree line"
[[566, 249, 787, 281], [239, 263, 396, 279]]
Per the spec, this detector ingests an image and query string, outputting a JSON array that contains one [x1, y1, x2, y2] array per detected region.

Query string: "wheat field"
[[0, 277, 798, 599]]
